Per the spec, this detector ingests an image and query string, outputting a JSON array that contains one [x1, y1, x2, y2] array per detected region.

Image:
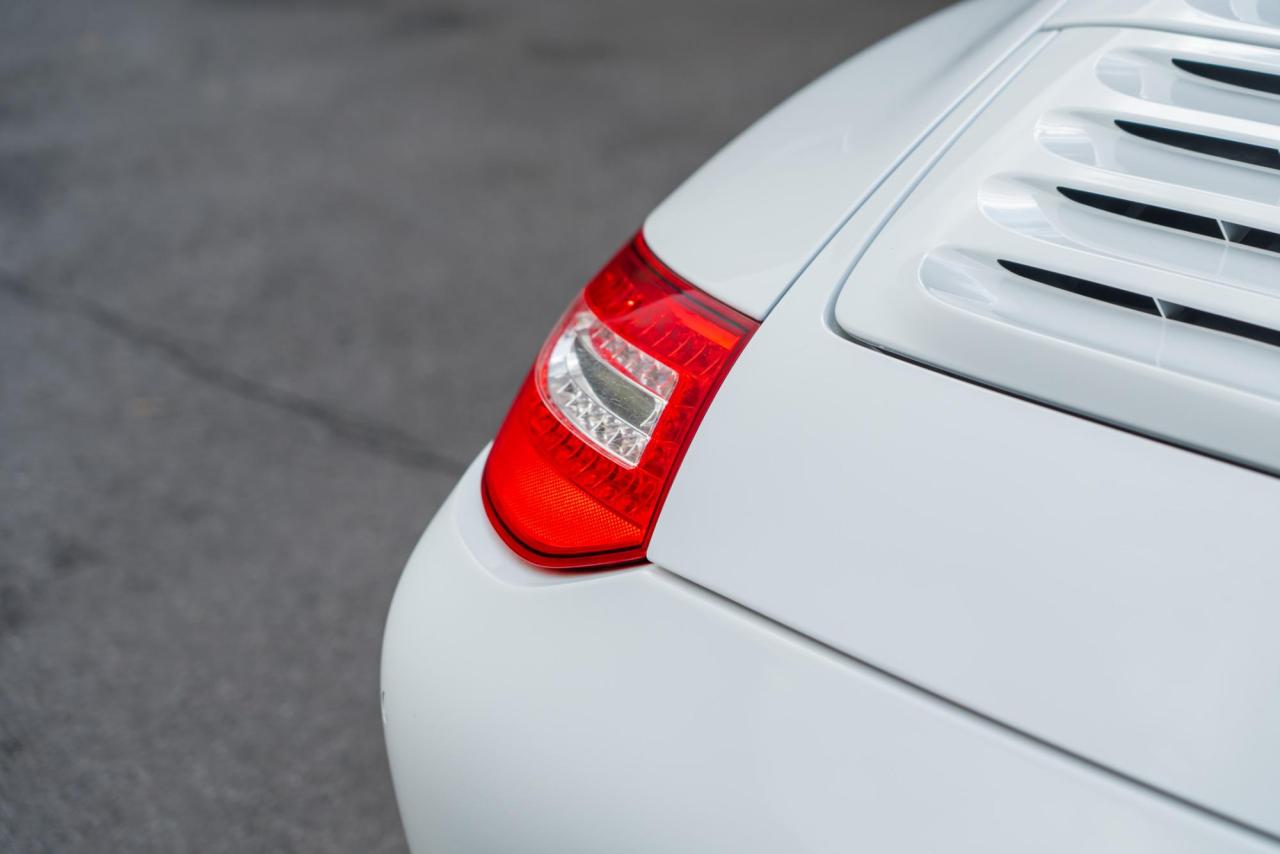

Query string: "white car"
[[381, 1, 1280, 851]]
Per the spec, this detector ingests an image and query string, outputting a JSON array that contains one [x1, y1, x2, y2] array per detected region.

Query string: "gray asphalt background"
[[0, 1, 948, 850]]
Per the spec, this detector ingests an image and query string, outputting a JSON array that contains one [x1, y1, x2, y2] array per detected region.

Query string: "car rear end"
[[383, 1, 1280, 850]]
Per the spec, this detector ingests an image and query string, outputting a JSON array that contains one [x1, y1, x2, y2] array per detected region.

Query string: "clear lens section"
[[540, 309, 677, 467]]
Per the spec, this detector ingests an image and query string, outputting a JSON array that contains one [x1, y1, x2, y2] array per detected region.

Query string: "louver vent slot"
[[1114, 119, 1280, 170], [1056, 186, 1222, 238], [1172, 58, 1280, 97], [996, 260, 1161, 314], [1223, 222, 1280, 253], [1057, 186, 1280, 257], [999, 260, 1280, 349], [1161, 302, 1280, 349]]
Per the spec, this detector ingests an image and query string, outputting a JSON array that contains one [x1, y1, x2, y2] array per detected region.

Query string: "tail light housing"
[[482, 234, 757, 569]]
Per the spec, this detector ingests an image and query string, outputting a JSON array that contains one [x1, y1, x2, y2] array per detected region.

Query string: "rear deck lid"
[[643, 0, 1055, 320]]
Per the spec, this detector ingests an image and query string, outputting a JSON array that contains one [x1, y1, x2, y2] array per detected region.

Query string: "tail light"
[[482, 233, 757, 569]]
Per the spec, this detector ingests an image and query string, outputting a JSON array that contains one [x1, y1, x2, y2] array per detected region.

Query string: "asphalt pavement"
[[0, 0, 949, 850]]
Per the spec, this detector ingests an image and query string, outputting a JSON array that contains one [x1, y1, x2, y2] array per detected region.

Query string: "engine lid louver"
[[835, 26, 1280, 478], [998, 259, 1280, 349], [1172, 56, 1280, 95], [1114, 118, 1280, 170]]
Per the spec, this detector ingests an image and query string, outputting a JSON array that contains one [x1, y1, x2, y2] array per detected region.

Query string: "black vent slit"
[[1160, 302, 1280, 349], [1222, 221, 1280, 254], [1057, 186, 1280, 259], [1057, 187, 1224, 239], [997, 260, 1161, 315], [1000, 261, 1280, 351], [1114, 120, 1280, 171], [1172, 58, 1280, 97]]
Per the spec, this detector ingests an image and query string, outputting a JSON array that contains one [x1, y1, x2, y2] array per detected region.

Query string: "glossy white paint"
[[1052, 0, 1280, 49], [835, 26, 1280, 477], [386, 0, 1280, 849], [382, 456, 1276, 854], [650, 33, 1280, 842], [642, 0, 1062, 320]]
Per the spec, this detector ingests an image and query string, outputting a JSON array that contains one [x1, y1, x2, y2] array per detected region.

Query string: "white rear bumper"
[[381, 452, 1273, 854]]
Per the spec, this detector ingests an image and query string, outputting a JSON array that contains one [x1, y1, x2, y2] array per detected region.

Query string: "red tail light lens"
[[482, 234, 757, 569]]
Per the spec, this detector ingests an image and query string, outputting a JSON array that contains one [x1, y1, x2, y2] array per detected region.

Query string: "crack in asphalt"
[[1, 277, 469, 478]]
